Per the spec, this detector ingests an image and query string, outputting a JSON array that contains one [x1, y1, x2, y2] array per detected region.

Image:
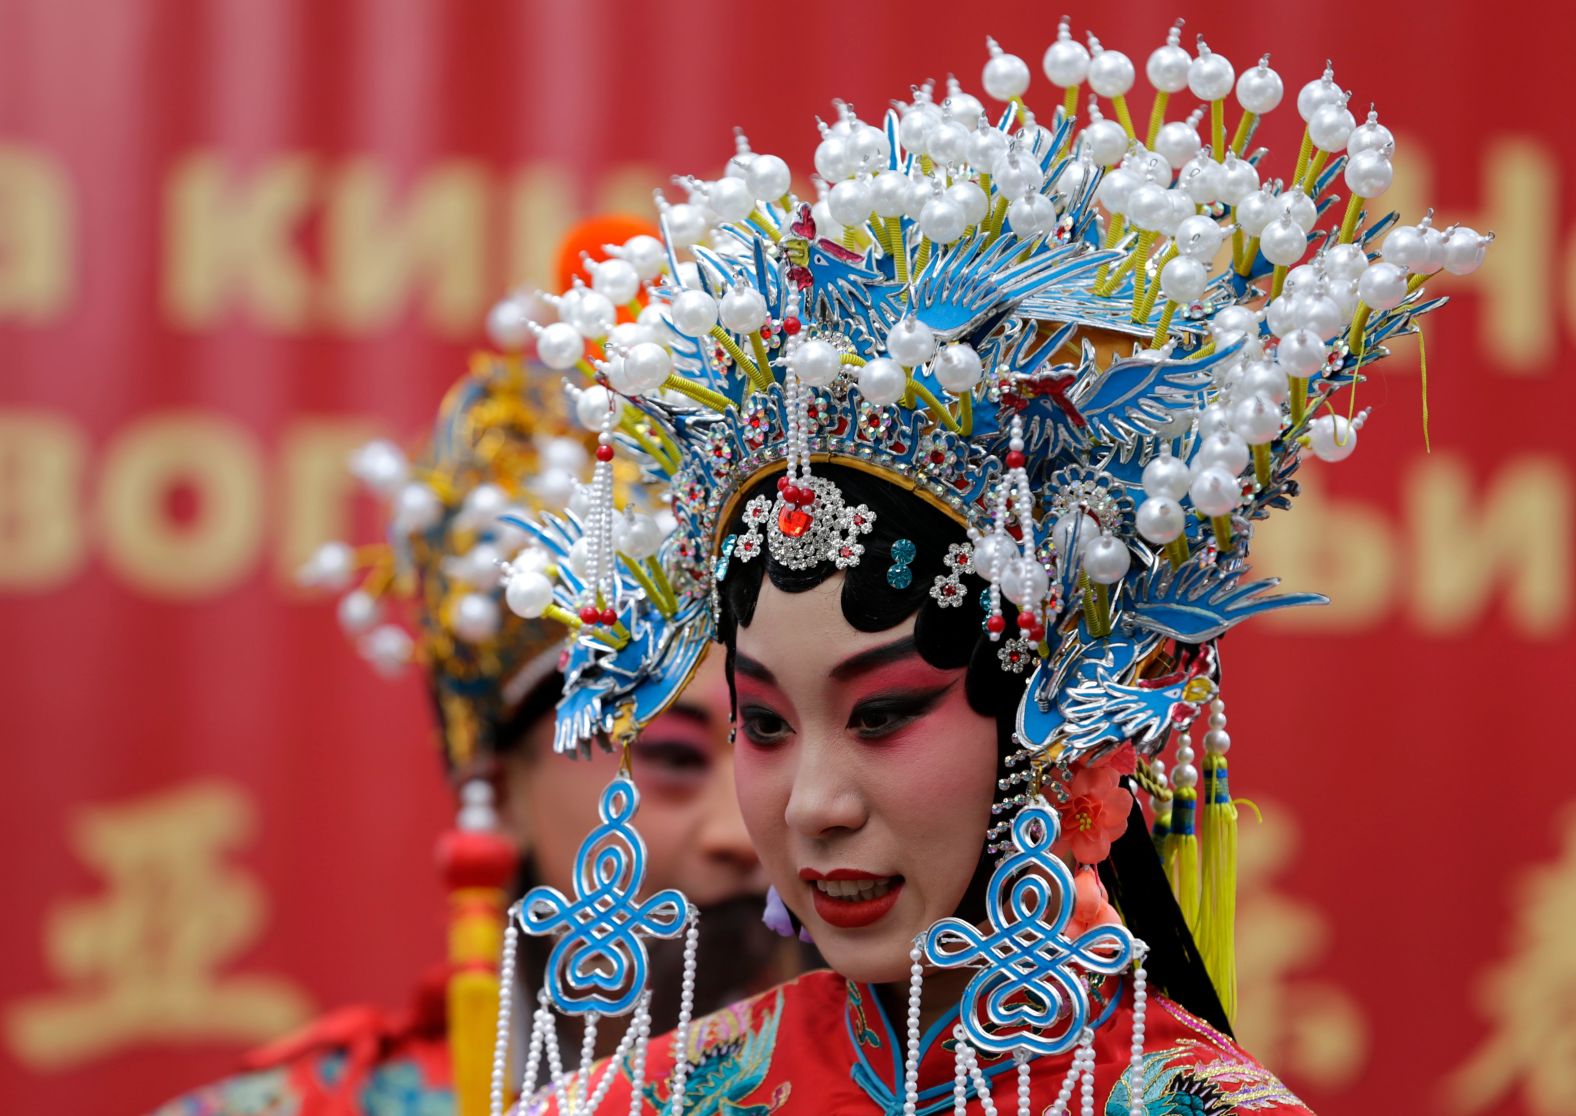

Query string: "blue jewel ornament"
[[887, 538, 916, 589], [517, 775, 689, 1016], [922, 800, 1134, 1056]]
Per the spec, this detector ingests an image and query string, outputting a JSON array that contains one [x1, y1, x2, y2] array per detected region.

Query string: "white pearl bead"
[[1043, 28, 1091, 87], [1159, 255, 1208, 304], [1096, 166, 1138, 214], [1135, 496, 1185, 544], [1195, 430, 1249, 476], [992, 151, 1043, 200], [1154, 120, 1201, 170], [1188, 465, 1240, 516], [1234, 189, 1278, 237], [814, 134, 852, 181], [1178, 157, 1224, 206], [1125, 182, 1171, 232], [576, 389, 622, 438], [943, 87, 984, 129], [970, 530, 1016, 579], [1236, 59, 1284, 114], [1276, 328, 1326, 375], [899, 102, 941, 155], [614, 513, 662, 559], [485, 295, 535, 351], [1442, 226, 1491, 275], [393, 483, 443, 533], [1297, 70, 1344, 123], [1240, 360, 1289, 405], [948, 180, 989, 226], [983, 41, 1032, 101], [1218, 154, 1260, 205], [828, 178, 873, 228], [1203, 728, 1232, 755], [919, 194, 967, 243], [858, 357, 908, 405], [1000, 556, 1050, 606], [1278, 190, 1318, 234], [1088, 48, 1136, 98], [1358, 261, 1408, 310], [1291, 293, 1343, 339], [870, 171, 909, 218], [719, 286, 768, 333], [926, 117, 970, 165], [789, 338, 842, 387], [1196, 403, 1232, 438], [536, 321, 585, 369], [1146, 40, 1191, 94], [336, 589, 379, 635], [452, 592, 501, 643], [665, 201, 710, 246], [589, 258, 641, 305], [1348, 117, 1395, 158], [1259, 217, 1307, 267], [1233, 394, 1282, 445], [1083, 118, 1129, 167], [1083, 534, 1132, 585], [617, 341, 672, 395], [1309, 102, 1356, 153], [568, 290, 616, 339], [1008, 194, 1056, 238], [349, 440, 408, 496], [1210, 305, 1261, 348], [1188, 44, 1235, 102], [1344, 149, 1393, 199], [887, 317, 938, 366], [1170, 762, 1199, 788], [745, 154, 790, 202], [1142, 451, 1191, 500], [935, 342, 984, 392], [1308, 413, 1358, 462], [665, 288, 721, 335]]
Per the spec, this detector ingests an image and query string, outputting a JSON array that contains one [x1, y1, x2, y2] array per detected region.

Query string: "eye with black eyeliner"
[[846, 682, 955, 739], [738, 703, 794, 748]]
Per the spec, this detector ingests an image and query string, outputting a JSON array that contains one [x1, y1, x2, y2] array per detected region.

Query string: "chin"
[[816, 937, 911, 984]]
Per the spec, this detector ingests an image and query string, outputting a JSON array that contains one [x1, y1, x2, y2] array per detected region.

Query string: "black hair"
[[716, 462, 1232, 1036]]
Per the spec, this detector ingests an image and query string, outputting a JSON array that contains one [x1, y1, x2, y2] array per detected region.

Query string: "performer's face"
[[502, 653, 767, 910], [732, 575, 998, 984]]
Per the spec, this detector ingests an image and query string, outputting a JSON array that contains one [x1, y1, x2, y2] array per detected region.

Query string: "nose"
[[696, 752, 763, 881], [783, 733, 866, 840]]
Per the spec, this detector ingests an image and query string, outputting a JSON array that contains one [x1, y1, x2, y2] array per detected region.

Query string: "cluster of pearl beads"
[[575, 403, 621, 629], [665, 915, 701, 1116], [971, 416, 1048, 645]]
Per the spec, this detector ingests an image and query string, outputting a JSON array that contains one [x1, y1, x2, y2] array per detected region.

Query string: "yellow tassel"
[[1167, 786, 1200, 930], [448, 884, 508, 1116], [1196, 752, 1239, 1025]]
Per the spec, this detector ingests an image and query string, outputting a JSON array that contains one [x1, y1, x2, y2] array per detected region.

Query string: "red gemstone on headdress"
[[782, 317, 801, 336], [760, 325, 774, 338], [1018, 613, 1037, 631], [777, 475, 792, 494], [1006, 450, 1026, 470], [778, 505, 813, 537], [579, 606, 600, 625], [600, 607, 617, 626], [987, 614, 1006, 634], [792, 487, 815, 506], [930, 450, 946, 464], [596, 445, 615, 462]]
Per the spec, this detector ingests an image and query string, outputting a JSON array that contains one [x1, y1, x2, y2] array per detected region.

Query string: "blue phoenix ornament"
[[517, 775, 689, 1016], [922, 800, 1135, 1056]]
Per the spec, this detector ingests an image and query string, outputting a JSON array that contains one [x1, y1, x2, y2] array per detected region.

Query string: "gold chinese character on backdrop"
[[1449, 807, 1576, 1116], [1233, 801, 1368, 1089], [5, 780, 314, 1069]]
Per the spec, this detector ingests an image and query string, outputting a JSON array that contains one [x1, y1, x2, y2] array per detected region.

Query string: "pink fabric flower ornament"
[[1052, 763, 1132, 866]]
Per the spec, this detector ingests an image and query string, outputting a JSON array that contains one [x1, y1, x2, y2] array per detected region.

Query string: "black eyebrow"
[[733, 654, 778, 688], [829, 636, 920, 682], [653, 701, 710, 729]]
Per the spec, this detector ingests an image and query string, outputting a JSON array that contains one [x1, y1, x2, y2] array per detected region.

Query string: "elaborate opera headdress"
[[487, 22, 1486, 1116]]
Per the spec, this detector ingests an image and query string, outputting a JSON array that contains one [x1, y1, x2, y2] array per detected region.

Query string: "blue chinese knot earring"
[[490, 773, 700, 1116], [898, 798, 1153, 1116]]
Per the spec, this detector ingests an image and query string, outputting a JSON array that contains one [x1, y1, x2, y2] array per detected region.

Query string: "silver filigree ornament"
[[733, 474, 876, 571]]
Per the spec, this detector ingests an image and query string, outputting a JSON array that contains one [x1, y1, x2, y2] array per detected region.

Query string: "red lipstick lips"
[[800, 868, 904, 929]]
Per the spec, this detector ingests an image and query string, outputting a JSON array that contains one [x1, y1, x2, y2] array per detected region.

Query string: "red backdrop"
[[3, 2, 1572, 1114]]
